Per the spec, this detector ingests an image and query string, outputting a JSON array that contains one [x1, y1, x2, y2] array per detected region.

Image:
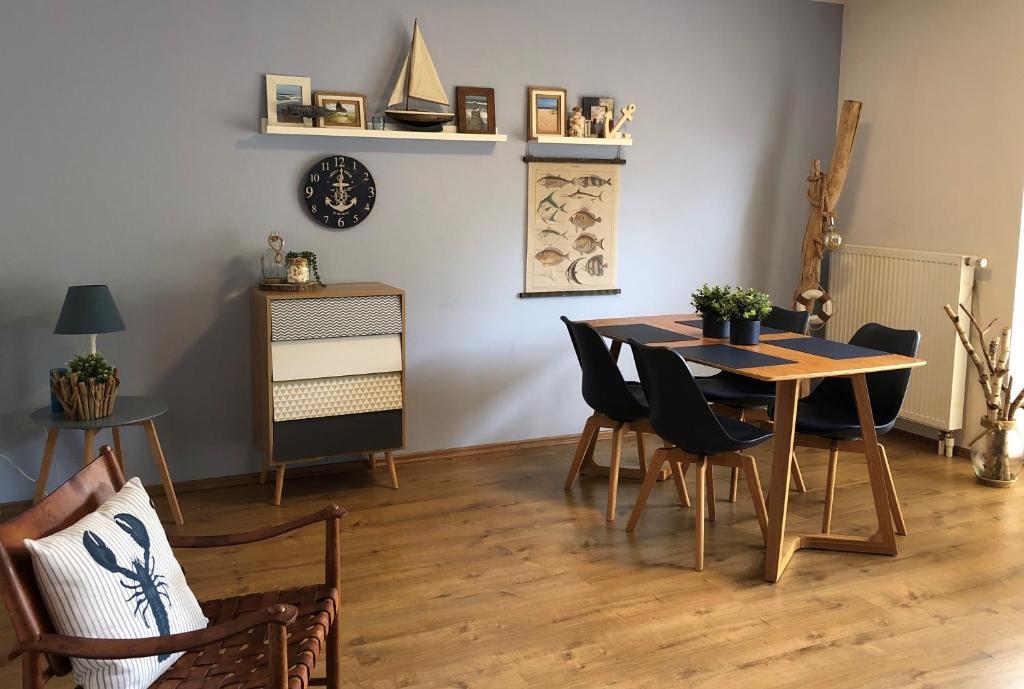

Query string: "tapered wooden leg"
[[33, 429, 59, 503], [671, 460, 690, 507], [111, 426, 125, 473], [740, 453, 769, 542], [606, 424, 625, 522], [626, 448, 667, 532], [367, 452, 377, 469], [850, 374, 897, 550], [765, 379, 800, 582], [635, 431, 647, 479], [385, 450, 399, 489], [565, 416, 600, 490], [609, 340, 622, 362], [141, 420, 184, 525], [693, 458, 707, 571], [273, 463, 286, 507], [822, 445, 839, 534], [82, 428, 97, 467], [704, 465, 717, 522], [791, 452, 807, 493], [878, 444, 907, 535], [729, 467, 740, 503]]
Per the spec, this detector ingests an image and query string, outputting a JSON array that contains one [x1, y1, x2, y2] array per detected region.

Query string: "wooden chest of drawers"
[[250, 282, 405, 504]]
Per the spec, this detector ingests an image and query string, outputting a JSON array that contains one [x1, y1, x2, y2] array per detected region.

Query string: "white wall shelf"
[[261, 118, 507, 142], [532, 135, 632, 146]]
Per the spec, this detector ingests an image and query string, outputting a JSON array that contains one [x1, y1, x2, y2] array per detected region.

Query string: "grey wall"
[[0, 0, 843, 502]]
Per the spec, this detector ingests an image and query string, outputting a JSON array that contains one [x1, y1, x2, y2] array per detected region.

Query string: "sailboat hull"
[[384, 109, 455, 128]]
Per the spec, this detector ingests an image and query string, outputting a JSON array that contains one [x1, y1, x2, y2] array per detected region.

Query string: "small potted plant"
[[51, 352, 120, 420], [724, 287, 772, 345], [691, 283, 733, 338]]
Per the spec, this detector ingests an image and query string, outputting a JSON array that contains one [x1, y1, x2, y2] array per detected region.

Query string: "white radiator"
[[826, 244, 979, 433]]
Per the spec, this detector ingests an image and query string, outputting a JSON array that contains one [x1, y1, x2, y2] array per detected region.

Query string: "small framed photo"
[[314, 91, 366, 128], [456, 86, 496, 135], [527, 86, 567, 139], [581, 96, 614, 137], [265, 74, 312, 128]]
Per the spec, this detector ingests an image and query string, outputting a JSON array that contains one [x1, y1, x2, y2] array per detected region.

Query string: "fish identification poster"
[[523, 160, 620, 296]]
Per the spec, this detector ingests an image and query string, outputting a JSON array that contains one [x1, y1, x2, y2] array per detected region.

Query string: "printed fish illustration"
[[573, 175, 612, 189], [585, 255, 608, 277], [569, 209, 602, 231], [537, 175, 573, 189], [535, 248, 572, 266], [538, 227, 568, 245], [537, 192, 569, 221], [565, 257, 586, 285], [572, 232, 605, 254], [568, 189, 604, 202]]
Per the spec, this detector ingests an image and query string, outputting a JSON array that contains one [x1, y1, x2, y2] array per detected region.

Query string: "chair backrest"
[[630, 340, 738, 454], [0, 446, 125, 680], [808, 323, 921, 429], [765, 306, 810, 334], [561, 317, 646, 421]]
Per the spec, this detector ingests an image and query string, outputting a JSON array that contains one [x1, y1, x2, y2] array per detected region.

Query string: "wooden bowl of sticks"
[[50, 353, 120, 420]]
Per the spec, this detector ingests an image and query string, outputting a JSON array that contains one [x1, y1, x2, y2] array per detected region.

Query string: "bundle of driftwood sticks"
[[50, 368, 120, 420], [944, 303, 1023, 424]]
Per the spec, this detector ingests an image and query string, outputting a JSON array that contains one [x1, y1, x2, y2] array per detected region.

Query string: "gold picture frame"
[[314, 91, 367, 129], [527, 86, 567, 139], [265, 74, 312, 128]]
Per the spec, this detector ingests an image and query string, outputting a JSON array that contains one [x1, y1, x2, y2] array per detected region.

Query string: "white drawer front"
[[271, 295, 401, 341], [271, 334, 402, 381], [273, 372, 403, 421]]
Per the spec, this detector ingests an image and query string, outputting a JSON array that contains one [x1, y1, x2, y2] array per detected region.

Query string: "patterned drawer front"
[[271, 334, 402, 381], [274, 372, 402, 421], [271, 295, 402, 341]]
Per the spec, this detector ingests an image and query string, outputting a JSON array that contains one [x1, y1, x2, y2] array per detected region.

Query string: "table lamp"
[[53, 285, 126, 354]]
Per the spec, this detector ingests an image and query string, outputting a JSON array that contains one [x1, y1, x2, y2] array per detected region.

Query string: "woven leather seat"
[[152, 585, 339, 689]]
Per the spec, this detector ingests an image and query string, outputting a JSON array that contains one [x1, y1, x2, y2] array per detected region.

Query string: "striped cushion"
[[25, 478, 207, 689]]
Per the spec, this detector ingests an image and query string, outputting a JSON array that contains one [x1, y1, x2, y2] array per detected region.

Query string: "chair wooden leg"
[[879, 444, 907, 536], [635, 431, 647, 479], [626, 448, 668, 532], [740, 453, 769, 543], [385, 450, 399, 489], [564, 415, 599, 490], [273, 463, 286, 507], [671, 459, 690, 507], [791, 451, 807, 493], [268, 618, 289, 689], [33, 428, 59, 503], [606, 424, 625, 522], [693, 458, 707, 571], [22, 650, 46, 689], [728, 467, 739, 503], [704, 464, 716, 522], [822, 445, 839, 534]]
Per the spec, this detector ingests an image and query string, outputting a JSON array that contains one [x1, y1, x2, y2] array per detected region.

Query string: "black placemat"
[[672, 344, 795, 369], [597, 324, 697, 344], [676, 318, 785, 335], [767, 336, 889, 359]]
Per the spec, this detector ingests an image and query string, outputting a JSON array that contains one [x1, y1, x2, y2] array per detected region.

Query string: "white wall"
[[837, 0, 1024, 444]]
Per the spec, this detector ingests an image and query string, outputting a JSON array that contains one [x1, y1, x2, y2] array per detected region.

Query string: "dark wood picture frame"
[[455, 86, 496, 135]]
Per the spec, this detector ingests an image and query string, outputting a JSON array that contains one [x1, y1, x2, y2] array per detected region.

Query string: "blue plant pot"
[[730, 319, 761, 346], [702, 317, 730, 339]]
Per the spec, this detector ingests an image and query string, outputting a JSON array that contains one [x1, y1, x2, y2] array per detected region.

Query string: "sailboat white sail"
[[384, 19, 454, 129]]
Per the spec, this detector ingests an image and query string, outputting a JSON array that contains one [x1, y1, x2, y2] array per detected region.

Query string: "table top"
[[31, 395, 168, 429], [583, 313, 926, 382]]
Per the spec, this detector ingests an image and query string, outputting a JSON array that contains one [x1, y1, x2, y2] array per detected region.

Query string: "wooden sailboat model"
[[384, 19, 455, 130]]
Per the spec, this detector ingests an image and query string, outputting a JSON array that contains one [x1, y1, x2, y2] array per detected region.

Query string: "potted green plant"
[[724, 287, 772, 345], [50, 352, 120, 420], [691, 284, 733, 338]]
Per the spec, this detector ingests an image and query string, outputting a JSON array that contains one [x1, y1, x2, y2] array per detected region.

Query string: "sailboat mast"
[[405, 18, 418, 111]]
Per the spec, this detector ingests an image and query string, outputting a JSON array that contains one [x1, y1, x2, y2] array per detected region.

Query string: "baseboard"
[[0, 429, 612, 517]]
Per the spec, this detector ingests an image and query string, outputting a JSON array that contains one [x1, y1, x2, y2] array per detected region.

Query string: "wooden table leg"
[[609, 340, 622, 362], [82, 428, 97, 467], [850, 374, 897, 551], [764, 380, 800, 582], [33, 429, 59, 503], [141, 420, 184, 525], [111, 426, 125, 473]]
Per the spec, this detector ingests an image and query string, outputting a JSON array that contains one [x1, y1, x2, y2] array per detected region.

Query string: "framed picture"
[[580, 96, 614, 137], [456, 86, 496, 135], [527, 86, 567, 139], [314, 91, 366, 128], [265, 74, 312, 128]]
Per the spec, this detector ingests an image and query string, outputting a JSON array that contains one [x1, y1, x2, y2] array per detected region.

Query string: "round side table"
[[30, 395, 184, 524]]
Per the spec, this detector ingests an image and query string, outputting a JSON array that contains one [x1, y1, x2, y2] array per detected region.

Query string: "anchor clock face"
[[301, 155, 375, 230]]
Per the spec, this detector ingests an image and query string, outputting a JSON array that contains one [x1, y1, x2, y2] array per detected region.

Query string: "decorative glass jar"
[[970, 417, 1024, 488], [287, 256, 310, 284], [261, 232, 287, 283]]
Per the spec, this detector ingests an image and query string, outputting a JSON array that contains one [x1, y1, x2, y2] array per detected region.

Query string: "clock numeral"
[[351, 160, 357, 170], [334, 156, 345, 167], [305, 186, 314, 198], [368, 187, 375, 198], [337, 217, 345, 228], [310, 173, 320, 183], [363, 172, 369, 181], [311, 204, 317, 213], [364, 203, 371, 212], [353, 215, 359, 223], [323, 215, 330, 223], [321, 161, 329, 171]]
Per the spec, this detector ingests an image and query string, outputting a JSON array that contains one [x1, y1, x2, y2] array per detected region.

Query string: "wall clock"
[[301, 155, 376, 230]]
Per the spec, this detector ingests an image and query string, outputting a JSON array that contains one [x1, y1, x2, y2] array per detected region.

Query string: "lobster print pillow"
[[24, 477, 208, 689]]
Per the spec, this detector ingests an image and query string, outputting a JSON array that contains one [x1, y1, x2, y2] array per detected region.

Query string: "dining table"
[[581, 313, 926, 583]]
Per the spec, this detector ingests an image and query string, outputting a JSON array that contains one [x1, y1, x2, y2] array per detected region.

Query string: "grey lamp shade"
[[53, 285, 126, 334]]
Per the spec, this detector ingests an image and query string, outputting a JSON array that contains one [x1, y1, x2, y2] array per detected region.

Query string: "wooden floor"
[[3, 433, 1023, 688]]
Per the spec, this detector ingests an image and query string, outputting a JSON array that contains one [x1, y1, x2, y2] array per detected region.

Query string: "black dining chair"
[[626, 340, 770, 571], [783, 323, 920, 535], [696, 306, 811, 502], [561, 317, 683, 522]]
